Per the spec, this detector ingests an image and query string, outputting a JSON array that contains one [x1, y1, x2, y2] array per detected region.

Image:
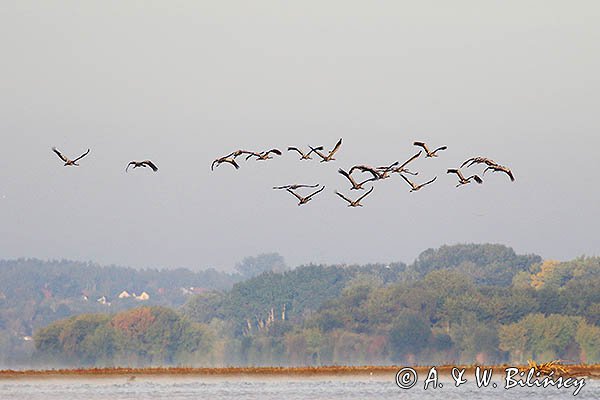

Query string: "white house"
[[97, 296, 111, 306], [135, 291, 150, 301]]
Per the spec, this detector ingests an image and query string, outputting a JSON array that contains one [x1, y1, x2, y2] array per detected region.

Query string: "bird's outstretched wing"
[[274, 183, 319, 190], [335, 191, 353, 204], [143, 160, 158, 172], [349, 165, 380, 179], [266, 148, 282, 156], [447, 169, 464, 180], [52, 147, 68, 162], [126, 161, 136, 172], [358, 176, 377, 186], [484, 165, 514, 181], [377, 161, 399, 172], [505, 169, 515, 181], [213, 158, 239, 170], [230, 150, 254, 159], [494, 166, 515, 181], [356, 186, 375, 202], [338, 168, 353, 181], [73, 149, 91, 162], [328, 138, 343, 157], [308, 145, 328, 160], [286, 188, 304, 202], [433, 146, 447, 153], [471, 175, 483, 184], [305, 185, 325, 200], [399, 151, 422, 169], [399, 173, 415, 188], [462, 157, 497, 168], [245, 151, 262, 160], [422, 176, 437, 187], [413, 141, 429, 153], [460, 157, 476, 168], [287, 147, 303, 156], [306, 146, 324, 156]]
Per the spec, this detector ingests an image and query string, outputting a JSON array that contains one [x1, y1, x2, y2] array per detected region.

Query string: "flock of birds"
[[52, 147, 159, 172], [51, 140, 514, 208], [209, 139, 515, 207]]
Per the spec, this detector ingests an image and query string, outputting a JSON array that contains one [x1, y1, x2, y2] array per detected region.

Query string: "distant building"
[[135, 291, 150, 301], [180, 287, 192, 295], [118, 290, 131, 299], [97, 296, 111, 306], [181, 287, 207, 295]]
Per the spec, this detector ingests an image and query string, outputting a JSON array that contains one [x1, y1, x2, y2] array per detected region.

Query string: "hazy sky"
[[1, 1, 599, 271]]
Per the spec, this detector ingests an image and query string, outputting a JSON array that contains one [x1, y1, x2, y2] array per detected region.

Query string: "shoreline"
[[1, 365, 599, 380]]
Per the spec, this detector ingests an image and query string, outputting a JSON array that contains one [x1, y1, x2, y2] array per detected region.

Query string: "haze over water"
[[0, 377, 598, 400]]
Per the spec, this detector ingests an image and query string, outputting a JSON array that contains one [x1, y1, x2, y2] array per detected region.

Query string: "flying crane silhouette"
[[52, 147, 90, 166], [335, 186, 375, 207]]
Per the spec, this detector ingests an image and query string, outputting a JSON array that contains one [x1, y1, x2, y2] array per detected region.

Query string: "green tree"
[[235, 253, 288, 278], [499, 322, 529, 363], [576, 322, 600, 363], [389, 312, 432, 362]]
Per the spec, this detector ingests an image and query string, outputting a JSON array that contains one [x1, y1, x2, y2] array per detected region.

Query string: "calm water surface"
[[0, 376, 597, 399]]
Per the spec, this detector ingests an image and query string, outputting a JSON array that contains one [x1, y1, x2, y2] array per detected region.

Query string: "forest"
[[2, 244, 600, 367]]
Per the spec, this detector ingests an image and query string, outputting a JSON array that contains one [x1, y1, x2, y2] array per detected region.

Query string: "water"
[[0, 376, 597, 399]]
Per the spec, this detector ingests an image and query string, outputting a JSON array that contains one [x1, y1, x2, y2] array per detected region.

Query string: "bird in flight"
[[413, 141, 447, 157], [447, 168, 483, 187], [211, 155, 240, 170], [484, 164, 515, 181], [287, 146, 324, 160], [52, 147, 90, 166], [400, 174, 437, 192], [310, 138, 343, 162], [460, 156, 498, 169], [387, 151, 421, 175], [373, 161, 400, 179], [338, 168, 378, 190], [211, 150, 254, 170], [273, 183, 320, 190], [286, 185, 326, 206], [335, 186, 375, 207], [211, 156, 239, 171], [126, 160, 158, 173], [245, 149, 282, 161], [349, 164, 386, 180]]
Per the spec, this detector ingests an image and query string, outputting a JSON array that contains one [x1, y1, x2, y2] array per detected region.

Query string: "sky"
[[1, 1, 599, 271]]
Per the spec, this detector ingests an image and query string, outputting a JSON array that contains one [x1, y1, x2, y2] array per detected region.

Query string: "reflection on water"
[[0, 376, 598, 399]]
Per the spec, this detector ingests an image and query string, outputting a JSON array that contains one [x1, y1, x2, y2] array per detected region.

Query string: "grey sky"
[[1, 1, 599, 271]]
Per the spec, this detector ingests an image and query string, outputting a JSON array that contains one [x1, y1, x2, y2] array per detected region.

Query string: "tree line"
[[31, 244, 600, 367]]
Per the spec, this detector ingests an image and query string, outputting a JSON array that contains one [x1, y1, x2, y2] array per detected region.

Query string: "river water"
[[0, 375, 597, 399]]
